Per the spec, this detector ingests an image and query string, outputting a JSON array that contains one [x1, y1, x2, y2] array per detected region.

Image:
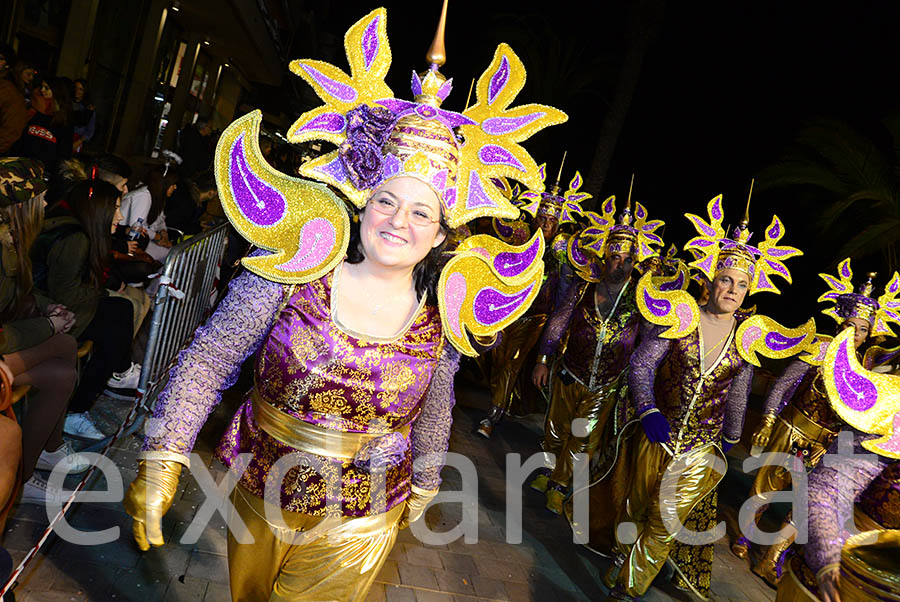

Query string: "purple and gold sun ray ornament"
[[818, 258, 900, 337], [213, 2, 564, 356], [518, 154, 589, 224], [565, 175, 664, 283], [823, 328, 900, 459], [287, 5, 566, 229], [637, 180, 814, 365], [684, 180, 801, 296]]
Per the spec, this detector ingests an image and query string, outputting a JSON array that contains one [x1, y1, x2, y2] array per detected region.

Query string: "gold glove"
[[752, 414, 777, 449], [398, 485, 439, 530], [123, 460, 182, 551]]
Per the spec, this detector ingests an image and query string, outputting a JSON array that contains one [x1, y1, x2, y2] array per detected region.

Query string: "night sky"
[[297, 1, 900, 326]]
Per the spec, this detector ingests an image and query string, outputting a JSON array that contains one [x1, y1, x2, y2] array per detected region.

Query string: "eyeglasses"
[[368, 197, 440, 228]]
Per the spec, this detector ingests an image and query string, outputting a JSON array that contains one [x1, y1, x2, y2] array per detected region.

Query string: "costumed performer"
[[477, 161, 589, 438], [733, 260, 900, 587], [777, 326, 900, 602], [122, 5, 567, 601], [530, 179, 665, 515], [606, 188, 814, 600]]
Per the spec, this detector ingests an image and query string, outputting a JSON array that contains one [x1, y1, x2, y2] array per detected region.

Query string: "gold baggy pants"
[[227, 484, 402, 602], [543, 372, 617, 487], [749, 406, 835, 500], [616, 433, 725, 597], [489, 314, 547, 414]]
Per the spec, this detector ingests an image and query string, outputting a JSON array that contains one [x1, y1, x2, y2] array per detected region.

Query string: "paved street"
[[2, 365, 780, 601]]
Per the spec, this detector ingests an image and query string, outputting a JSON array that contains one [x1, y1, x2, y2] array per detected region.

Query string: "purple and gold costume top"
[[143, 261, 457, 516], [539, 279, 639, 391], [628, 322, 753, 453]]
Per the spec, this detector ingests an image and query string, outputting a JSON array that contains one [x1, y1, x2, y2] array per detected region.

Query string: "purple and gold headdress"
[[818, 258, 900, 336], [684, 183, 801, 295], [213, 5, 567, 356]]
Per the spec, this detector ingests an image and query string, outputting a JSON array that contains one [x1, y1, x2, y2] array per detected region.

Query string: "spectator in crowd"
[[120, 165, 176, 262], [22, 76, 73, 173], [32, 180, 138, 440], [178, 117, 212, 178], [0, 158, 86, 505], [72, 78, 95, 153], [59, 155, 153, 335], [12, 59, 35, 109], [0, 44, 28, 155]]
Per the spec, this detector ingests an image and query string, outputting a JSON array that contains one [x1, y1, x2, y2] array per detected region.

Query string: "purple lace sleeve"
[[805, 429, 890, 573], [141, 263, 284, 462], [723, 360, 754, 443], [627, 325, 671, 415], [762, 360, 810, 416], [409, 344, 461, 490], [538, 280, 580, 357]]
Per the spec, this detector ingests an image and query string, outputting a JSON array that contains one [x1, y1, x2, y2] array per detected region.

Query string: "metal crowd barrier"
[[81, 221, 228, 448], [1, 223, 230, 597]]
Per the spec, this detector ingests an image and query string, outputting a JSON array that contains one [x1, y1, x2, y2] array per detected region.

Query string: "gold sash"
[[251, 390, 411, 460]]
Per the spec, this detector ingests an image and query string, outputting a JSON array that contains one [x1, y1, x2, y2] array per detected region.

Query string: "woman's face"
[[74, 81, 84, 102], [112, 197, 123, 234], [359, 176, 446, 271], [39, 81, 52, 99], [841, 317, 871, 349]]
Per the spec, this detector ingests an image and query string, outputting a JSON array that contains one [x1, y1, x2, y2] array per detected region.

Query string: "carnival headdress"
[[818, 258, 900, 336], [213, 5, 567, 356], [684, 182, 801, 295], [518, 156, 590, 223]]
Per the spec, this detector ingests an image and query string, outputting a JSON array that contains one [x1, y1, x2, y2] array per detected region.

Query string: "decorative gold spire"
[[426, 0, 448, 67], [626, 173, 635, 213], [416, 0, 450, 106], [741, 178, 754, 228], [549, 151, 567, 195]]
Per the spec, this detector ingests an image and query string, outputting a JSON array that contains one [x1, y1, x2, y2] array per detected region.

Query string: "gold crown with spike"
[[818, 258, 900, 336], [286, 3, 567, 230]]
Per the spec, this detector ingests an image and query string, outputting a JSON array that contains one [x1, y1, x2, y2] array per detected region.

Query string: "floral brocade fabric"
[[143, 257, 456, 518], [217, 270, 445, 516], [540, 279, 640, 390], [629, 324, 752, 454], [789, 367, 843, 432]]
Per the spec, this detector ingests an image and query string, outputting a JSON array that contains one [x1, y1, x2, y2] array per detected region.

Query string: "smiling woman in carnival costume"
[[605, 189, 815, 600], [122, 4, 567, 600], [732, 260, 900, 587]]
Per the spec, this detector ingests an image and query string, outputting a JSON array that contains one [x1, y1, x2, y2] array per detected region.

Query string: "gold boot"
[[752, 530, 795, 588], [545, 485, 565, 514], [530, 473, 550, 493], [731, 535, 751, 559]]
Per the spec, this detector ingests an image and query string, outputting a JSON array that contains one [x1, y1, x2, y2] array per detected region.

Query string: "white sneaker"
[[106, 362, 141, 390], [63, 412, 106, 441], [35, 441, 93, 474], [20, 475, 71, 505]]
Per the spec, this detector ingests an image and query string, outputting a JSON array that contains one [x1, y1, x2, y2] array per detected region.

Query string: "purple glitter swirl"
[[298, 63, 358, 103], [473, 282, 535, 326], [465, 172, 498, 209], [710, 197, 724, 221], [659, 272, 686, 292], [478, 145, 525, 171], [768, 219, 782, 239], [296, 112, 346, 135], [493, 236, 540, 278], [362, 16, 380, 71], [488, 55, 510, 105], [643, 289, 671, 318], [833, 338, 878, 411], [229, 135, 286, 226], [481, 112, 545, 136], [764, 331, 806, 352]]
